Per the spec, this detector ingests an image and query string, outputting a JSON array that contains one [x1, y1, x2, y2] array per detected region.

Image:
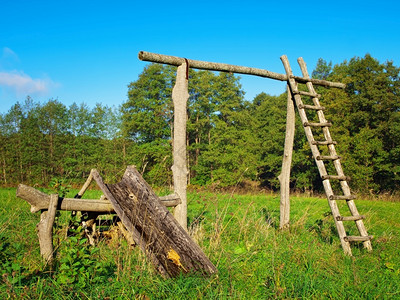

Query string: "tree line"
[[1, 54, 399, 194]]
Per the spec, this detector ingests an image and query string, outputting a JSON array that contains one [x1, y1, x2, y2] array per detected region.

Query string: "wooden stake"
[[37, 194, 58, 263], [172, 62, 189, 230], [278, 85, 295, 229]]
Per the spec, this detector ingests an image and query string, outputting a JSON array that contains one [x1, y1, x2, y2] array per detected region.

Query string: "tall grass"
[[0, 188, 399, 299]]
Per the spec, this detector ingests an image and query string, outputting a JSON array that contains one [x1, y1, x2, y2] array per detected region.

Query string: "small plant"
[[55, 215, 111, 288], [49, 177, 71, 198], [0, 237, 28, 290]]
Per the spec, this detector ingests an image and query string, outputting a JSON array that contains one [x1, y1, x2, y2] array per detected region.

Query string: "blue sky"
[[1, 0, 399, 114]]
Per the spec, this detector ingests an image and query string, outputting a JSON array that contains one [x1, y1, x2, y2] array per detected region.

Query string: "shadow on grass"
[[307, 211, 337, 244], [260, 208, 279, 229]]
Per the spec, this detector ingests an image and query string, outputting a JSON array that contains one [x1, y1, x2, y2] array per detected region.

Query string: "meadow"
[[0, 187, 399, 299]]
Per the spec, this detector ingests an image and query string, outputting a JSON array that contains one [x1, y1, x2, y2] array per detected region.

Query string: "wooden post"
[[37, 194, 58, 263], [278, 85, 295, 229], [172, 62, 189, 230]]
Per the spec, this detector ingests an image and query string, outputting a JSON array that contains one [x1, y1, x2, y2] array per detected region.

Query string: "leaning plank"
[[16, 184, 181, 213], [92, 166, 217, 278]]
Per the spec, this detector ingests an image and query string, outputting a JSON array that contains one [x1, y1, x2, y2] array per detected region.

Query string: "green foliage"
[[1, 188, 400, 298], [55, 216, 110, 288], [0, 54, 399, 194], [319, 54, 400, 192], [49, 177, 71, 197], [0, 237, 29, 288]]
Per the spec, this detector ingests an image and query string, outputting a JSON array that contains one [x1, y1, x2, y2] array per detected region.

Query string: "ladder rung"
[[304, 122, 332, 127], [311, 140, 337, 145], [344, 235, 373, 242], [321, 175, 350, 181], [297, 90, 321, 98], [316, 155, 340, 160], [299, 104, 326, 111], [336, 215, 365, 221], [329, 194, 356, 200]]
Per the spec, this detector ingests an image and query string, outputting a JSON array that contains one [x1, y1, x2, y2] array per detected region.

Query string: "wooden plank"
[[336, 215, 365, 221], [344, 235, 373, 242], [303, 122, 332, 127], [138, 51, 346, 88], [298, 104, 325, 111], [92, 166, 217, 278], [316, 155, 340, 160]]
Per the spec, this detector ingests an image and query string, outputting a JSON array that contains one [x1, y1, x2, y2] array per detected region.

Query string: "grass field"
[[0, 187, 399, 299]]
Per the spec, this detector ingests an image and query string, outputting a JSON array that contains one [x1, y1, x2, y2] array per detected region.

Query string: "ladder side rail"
[[297, 58, 372, 251]]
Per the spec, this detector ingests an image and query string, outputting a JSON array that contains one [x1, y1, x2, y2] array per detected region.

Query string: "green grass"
[[1, 187, 399, 299]]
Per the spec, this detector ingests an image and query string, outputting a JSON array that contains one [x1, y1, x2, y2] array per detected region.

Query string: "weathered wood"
[[37, 194, 58, 262], [159, 193, 181, 207], [336, 215, 365, 221], [281, 55, 353, 255], [92, 166, 217, 278], [17, 184, 115, 213], [17, 184, 180, 213], [172, 63, 189, 230], [344, 235, 373, 242], [278, 85, 295, 229], [303, 122, 332, 127], [138, 51, 346, 89], [75, 170, 94, 198]]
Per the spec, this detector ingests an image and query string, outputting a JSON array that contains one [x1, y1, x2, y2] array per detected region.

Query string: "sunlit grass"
[[0, 188, 399, 298]]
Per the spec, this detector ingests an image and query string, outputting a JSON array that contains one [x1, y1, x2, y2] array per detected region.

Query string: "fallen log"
[[92, 166, 217, 277], [16, 184, 181, 213]]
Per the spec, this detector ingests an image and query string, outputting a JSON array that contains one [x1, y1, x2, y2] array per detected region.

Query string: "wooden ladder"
[[280, 55, 373, 255]]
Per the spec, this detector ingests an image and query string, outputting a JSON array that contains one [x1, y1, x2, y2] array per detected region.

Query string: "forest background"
[[1, 54, 399, 196]]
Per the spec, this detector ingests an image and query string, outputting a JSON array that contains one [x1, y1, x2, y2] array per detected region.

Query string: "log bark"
[[92, 166, 217, 278], [138, 51, 345, 89], [16, 184, 180, 213], [278, 85, 295, 229], [172, 62, 189, 230], [37, 194, 58, 262]]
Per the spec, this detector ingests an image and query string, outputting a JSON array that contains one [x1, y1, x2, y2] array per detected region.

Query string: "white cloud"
[[0, 47, 59, 98], [0, 71, 56, 96]]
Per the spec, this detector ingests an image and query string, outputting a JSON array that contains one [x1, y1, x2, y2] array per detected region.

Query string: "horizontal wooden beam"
[[16, 184, 180, 213], [138, 51, 345, 89]]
